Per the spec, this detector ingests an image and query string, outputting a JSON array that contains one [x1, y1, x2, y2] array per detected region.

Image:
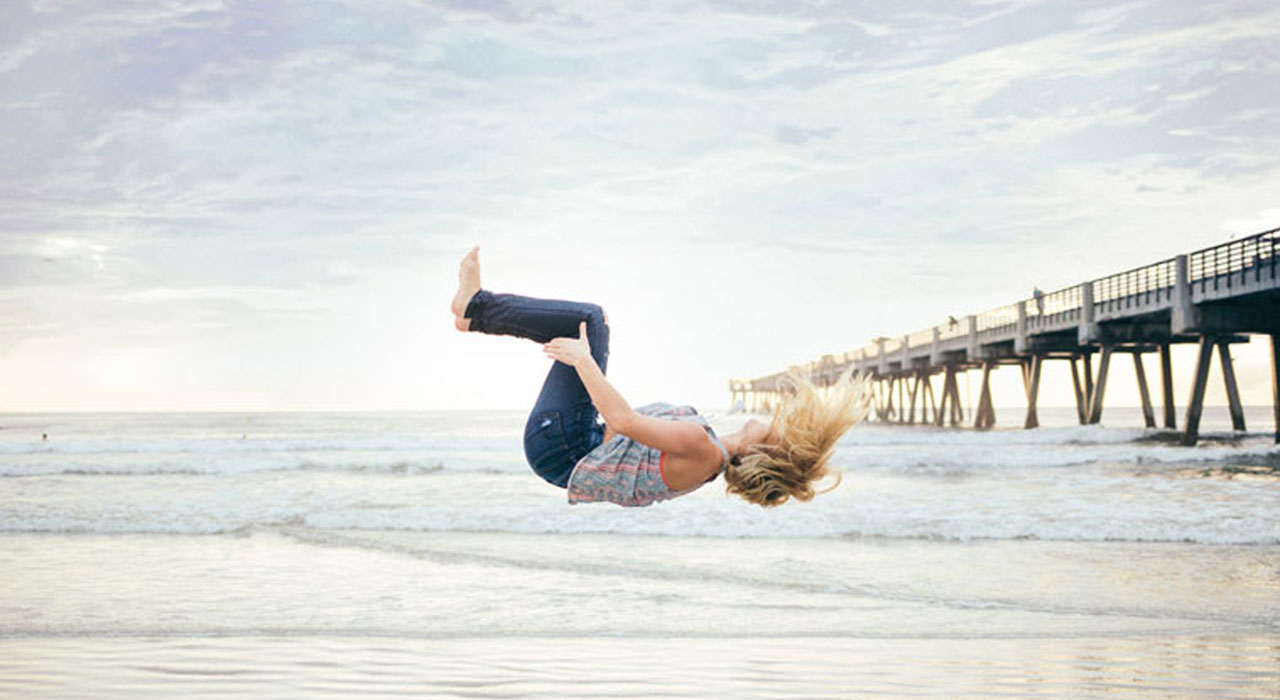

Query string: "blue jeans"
[[464, 289, 610, 487]]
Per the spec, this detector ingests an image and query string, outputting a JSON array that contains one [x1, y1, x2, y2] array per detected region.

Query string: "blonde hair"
[[724, 367, 872, 507]]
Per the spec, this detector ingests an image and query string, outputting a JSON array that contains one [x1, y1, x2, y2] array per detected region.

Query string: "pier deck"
[[731, 227, 1280, 445]]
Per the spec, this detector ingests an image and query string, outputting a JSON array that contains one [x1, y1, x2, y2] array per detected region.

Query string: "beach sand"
[[1, 529, 1276, 698]]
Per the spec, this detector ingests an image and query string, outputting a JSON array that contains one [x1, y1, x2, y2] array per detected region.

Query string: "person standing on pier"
[[449, 246, 871, 508]]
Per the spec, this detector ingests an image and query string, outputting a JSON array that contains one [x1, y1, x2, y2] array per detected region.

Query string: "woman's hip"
[[522, 403, 604, 488]]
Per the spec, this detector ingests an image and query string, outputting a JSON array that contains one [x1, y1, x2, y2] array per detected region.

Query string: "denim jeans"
[[463, 289, 609, 487]]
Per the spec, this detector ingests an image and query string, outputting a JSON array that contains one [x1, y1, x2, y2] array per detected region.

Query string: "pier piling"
[[901, 378, 911, 427], [908, 374, 922, 425], [1087, 346, 1113, 425], [1272, 334, 1280, 444], [974, 363, 996, 430], [1024, 355, 1042, 429], [947, 366, 963, 426], [1181, 336, 1215, 446], [1082, 351, 1095, 418], [1133, 352, 1156, 429], [1070, 358, 1087, 425], [1158, 343, 1176, 429], [1217, 340, 1247, 432]]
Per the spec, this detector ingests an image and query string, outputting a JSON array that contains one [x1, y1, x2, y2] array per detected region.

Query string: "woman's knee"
[[582, 303, 606, 329]]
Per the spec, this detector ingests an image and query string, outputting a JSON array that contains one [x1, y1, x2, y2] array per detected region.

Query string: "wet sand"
[[1, 530, 1276, 699]]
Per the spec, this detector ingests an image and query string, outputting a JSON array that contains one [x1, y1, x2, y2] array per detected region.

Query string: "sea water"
[[0, 407, 1276, 698]]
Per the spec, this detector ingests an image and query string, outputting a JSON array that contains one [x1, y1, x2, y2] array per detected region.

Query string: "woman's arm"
[[543, 322, 711, 457], [572, 357, 709, 456]]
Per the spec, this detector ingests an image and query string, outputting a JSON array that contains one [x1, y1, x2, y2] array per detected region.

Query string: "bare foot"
[[451, 245, 481, 330]]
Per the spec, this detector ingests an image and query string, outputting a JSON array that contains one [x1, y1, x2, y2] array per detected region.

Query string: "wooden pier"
[[730, 227, 1280, 445]]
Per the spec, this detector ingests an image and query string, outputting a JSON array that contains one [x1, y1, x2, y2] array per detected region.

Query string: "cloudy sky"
[[2, 0, 1278, 412]]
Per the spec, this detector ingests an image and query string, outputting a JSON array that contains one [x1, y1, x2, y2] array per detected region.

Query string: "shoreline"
[[2, 633, 1276, 699]]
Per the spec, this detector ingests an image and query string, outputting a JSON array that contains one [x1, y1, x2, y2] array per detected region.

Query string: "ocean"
[[1, 406, 1277, 698]]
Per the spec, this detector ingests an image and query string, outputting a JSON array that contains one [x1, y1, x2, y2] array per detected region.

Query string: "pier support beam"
[[1070, 357, 1087, 425], [915, 374, 925, 424], [901, 378, 911, 427], [1272, 334, 1280, 445], [931, 373, 942, 422], [908, 374, 921, 425], [937, 366, 962, 427], [974, 362, 996, 430], [904, 375, 913, 424], [1082, 350, 1094, 415], [1159, 343, 1176, 429], [951, 368, 964, 426], [1133, 352, 1156, 429], [925, 372, 938, 422], [1023, 355, 1042, 429], [1217, 340, 1246, 432], [1088, 345, 1112, 425], [1181, 336, 1214, 446], [935, 372, 947, 427]]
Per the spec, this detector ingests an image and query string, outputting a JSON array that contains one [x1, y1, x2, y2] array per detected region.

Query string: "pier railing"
[[1091, 257, 1176, 312], [976, 304, 1017, 336], [1035, 285, 1081, 323], [1189, 227, 1280, 292], [907, 327, 935, 349]]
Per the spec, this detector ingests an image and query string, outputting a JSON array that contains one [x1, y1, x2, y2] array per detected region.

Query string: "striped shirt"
[[567, 402, 729, 507]]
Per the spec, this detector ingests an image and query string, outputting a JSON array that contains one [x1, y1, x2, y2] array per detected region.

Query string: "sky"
[[1, 0, 1278, 413]]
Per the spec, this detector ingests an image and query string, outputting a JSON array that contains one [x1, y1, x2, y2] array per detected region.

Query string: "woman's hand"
[[543, 321, 593, 367]]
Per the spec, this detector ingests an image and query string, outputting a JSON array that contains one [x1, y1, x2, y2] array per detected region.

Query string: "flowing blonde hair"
[[724, 367, 872, 507]]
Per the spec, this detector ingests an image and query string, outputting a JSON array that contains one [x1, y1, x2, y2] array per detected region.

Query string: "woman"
[[450, 246, 871, 507]]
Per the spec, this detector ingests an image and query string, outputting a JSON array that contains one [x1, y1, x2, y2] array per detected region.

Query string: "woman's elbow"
[[606, 408, 637, 435]]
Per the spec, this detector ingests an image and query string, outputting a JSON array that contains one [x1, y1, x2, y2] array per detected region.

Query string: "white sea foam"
[[837, 441, 1280, 474], [0, 410, 1275, 545], [2, 421, 1274, 477], [2, 466, 1275, 544], [0, 453, 529, 477]]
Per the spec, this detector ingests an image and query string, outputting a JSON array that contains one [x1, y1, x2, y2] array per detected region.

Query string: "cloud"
[[1, 0, 1278, 409]]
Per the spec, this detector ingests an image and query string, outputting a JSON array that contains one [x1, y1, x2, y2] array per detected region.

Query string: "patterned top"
[[567, 402, 730, 507]]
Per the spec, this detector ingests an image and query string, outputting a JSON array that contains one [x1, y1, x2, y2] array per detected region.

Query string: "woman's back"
[[567, 403, 729, 507]]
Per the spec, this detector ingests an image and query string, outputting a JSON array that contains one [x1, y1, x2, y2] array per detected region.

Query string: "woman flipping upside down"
[[450, 246, 871, 508]]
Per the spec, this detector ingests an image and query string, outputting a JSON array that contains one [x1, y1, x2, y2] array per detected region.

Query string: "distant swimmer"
[[450, 245, 871, 508]]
